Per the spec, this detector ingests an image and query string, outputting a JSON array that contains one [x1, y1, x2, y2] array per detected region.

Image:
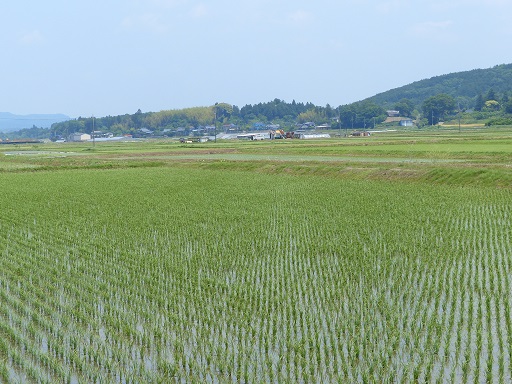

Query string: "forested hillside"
[[366, 63, 512, 110]]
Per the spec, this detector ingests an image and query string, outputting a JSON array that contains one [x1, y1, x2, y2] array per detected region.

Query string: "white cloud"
[[19, 30, 44, 45]]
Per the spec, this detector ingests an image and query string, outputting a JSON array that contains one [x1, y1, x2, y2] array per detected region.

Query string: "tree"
[[501, 92, 509, 105], [213, 103, 233, 124], [474, 93, 485, 111], [297, 109, 323, 124], [325, 104, 335, 119], [485, 88, 496, 102], [338, 101, 385, 128], [504, 100, 512, 114], [422, 94, 456, 125], [132, 109, 145, 127], [484, 100, 500, 111], [394, 98, 414, 117], [338, 105, 357, 128]]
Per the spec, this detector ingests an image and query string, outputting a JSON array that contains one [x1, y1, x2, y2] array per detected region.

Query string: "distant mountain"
[[364, 63, 512, 109], [0, 112, 70, 132]]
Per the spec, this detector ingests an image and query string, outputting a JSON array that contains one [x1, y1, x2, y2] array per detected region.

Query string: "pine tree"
[[485, 88, 496, 101], [501, 91, 509, 105], [474, 93, 485, 111]]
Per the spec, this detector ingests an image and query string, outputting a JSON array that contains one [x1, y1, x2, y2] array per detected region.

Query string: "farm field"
[[0, 128, 511, 382]]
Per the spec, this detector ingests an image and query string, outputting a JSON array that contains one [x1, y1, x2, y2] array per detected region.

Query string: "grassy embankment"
[[1, 125, 511, 187]]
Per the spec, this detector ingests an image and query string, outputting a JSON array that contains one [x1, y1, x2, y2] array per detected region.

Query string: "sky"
[[1, 0, 512, 118]]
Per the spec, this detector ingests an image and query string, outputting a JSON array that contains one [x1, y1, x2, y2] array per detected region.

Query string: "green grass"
[[1, 128, 511, 185], [0, 127, 511, 381]]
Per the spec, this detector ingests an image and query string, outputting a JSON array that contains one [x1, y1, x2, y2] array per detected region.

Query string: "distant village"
[[48, 110, 412, 143], [60, 123, 335, 143], [0, 110, 414, 144]]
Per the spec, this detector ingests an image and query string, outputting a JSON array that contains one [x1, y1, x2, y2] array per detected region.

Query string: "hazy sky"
[[2, 0, 511, 117]]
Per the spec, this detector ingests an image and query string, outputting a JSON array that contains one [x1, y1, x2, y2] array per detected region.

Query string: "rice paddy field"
[[0, 127, 511, 382]]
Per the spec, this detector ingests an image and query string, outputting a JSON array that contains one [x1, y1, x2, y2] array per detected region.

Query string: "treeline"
[[50, 99, 387, 139], [0, 126, 50, 140], [419, 87, 512, 125], [239, 99, 315, 121], [50, 107, 216, 139], [240, 99, 386, 128], [474, 88, 512, 112]]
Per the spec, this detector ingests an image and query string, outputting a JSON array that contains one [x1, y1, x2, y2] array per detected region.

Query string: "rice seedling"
[[0, 160, 510, 382]]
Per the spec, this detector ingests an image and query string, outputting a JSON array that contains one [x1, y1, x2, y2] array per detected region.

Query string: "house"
[[298, 122, 315, 129], [69, 133, 91, 142], [384, 116, 415, 126], [252, 122, 266, 130], [386, 110, 400, 117], [399, 119, 414, 127], [223, 123, 239, 133], [138, 128, 153, 136], [91, 131, 114, 138]]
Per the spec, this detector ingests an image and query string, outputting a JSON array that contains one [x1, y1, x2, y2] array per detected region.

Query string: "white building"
[[399, 119, 414, 127], [237, 132, 270, 140], [69, 133, 91, 142], [294, 133, 331, 139]]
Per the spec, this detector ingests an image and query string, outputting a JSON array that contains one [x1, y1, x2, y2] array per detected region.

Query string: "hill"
[[0, 112, 70, 133], [364, 63, 512, 109]]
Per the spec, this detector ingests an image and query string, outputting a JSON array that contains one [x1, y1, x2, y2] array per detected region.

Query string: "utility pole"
[[92, 115, 95, 147], [338, 107, 342, 139], [349, 114, 354, 138], [214, 103, 218, 143], [458, 103, 461, 133]]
